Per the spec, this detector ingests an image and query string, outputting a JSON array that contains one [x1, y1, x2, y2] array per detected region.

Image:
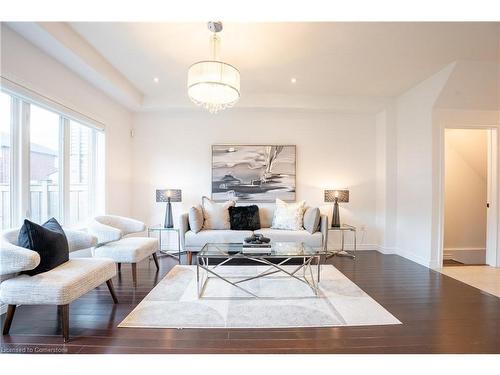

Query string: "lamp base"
[[164, 200, 173, 228], [332, 200, 340, 227]]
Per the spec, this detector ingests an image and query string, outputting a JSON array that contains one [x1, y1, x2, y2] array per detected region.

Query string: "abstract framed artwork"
[[211, 145, 296, 202]]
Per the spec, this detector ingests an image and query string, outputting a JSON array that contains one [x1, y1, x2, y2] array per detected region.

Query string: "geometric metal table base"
[[196, 254, 321, 299], [147, 226, 183, 263], [327, 224, 357, 260], [326, 250, 356, 259]]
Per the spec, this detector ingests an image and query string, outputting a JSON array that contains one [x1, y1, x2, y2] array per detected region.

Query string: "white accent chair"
[[0, 228, 118, 342], [88, 215, 159, 286]]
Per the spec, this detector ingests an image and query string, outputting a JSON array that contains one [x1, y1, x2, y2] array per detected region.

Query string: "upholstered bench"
[[89, 215, 159, 286], [0, 228, 118, 342]]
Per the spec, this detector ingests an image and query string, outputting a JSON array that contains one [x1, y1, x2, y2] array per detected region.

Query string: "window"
[[0, 92, 12, 230], [30, 104, 61, 223], [0, 89, 105, 229], [69, 120, 91, 226]]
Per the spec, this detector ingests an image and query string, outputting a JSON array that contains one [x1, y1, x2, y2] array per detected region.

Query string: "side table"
[[147, 226, 182, 262], [326, 224, 357, 259]]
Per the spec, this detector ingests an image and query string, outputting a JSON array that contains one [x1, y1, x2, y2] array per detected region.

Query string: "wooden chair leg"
[[117, 263, 122, 273], [106, 279, 119, 304], [131, 263, 137, 287], [59, 304, 69, 342], [2, 304, 16, 335], [152, 252, 160, 270], [187, 251, 193, 265]]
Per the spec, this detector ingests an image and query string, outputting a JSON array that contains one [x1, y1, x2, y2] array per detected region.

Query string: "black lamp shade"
[[324, 190, 349, 203], [156, 189, 182, 202]]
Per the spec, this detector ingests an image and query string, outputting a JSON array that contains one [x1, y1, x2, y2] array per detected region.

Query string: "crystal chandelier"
[[187, 22, 240, 114]]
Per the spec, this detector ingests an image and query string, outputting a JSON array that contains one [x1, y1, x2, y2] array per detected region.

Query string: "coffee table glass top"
[[198, 242, 320, 258]]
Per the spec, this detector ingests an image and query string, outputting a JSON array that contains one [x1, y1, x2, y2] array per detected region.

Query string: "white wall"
[[1, 25, 134, 217], [389, 59, 500, 268], [375, 104, 398, 253], [444, 129, 488, 263], [132, 109, 378, 249], [393, 65, 454, 267]]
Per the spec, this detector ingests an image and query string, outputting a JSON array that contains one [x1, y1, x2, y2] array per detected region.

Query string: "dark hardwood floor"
[[1, 251, 500, 354]]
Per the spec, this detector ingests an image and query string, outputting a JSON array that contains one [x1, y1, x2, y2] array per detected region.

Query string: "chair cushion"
[[185, 229, 253, 247], [94, 237, 158, 263], [18, 218, 69, 276], [0, 258, 116, 305], [254, 228, 323, 247]]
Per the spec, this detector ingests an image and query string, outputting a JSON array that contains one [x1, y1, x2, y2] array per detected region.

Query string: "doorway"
[[443, 128, 495, 266]]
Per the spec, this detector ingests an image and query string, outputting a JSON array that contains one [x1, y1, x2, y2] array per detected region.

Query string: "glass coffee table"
[[196, 242, 322, 298]]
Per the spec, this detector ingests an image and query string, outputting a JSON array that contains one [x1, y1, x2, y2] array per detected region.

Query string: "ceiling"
[[7, 22, 500, 111]]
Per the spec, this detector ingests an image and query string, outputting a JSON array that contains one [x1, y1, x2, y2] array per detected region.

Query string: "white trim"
[[375, 246, 437, 268], [62, 117, 71, 224], [444, 247, 486, 252], [327, 244, 379, 251], [1, 76, 105, 131], [9, 96, 20, 227], [377, 245, 398, 254], [20, 101, 30, 222], [88, 130, 97, 220], [398, 248, 436, 268], [443, 247, 486, 264], [486, 128, 499, 266]]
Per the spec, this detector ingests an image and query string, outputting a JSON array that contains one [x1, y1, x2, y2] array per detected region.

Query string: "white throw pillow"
[[271, 199, 306, 231], [201, 196, 235, 230]]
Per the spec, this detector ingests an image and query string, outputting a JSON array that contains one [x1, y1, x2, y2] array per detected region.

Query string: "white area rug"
[[119, 265, 401, 329]]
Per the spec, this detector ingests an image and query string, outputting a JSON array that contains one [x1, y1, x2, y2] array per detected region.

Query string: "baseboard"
[[377, 246, 397, 254], [327, 244, 378, 251], [443, 247, 486, 264], [444, 247, 486, 253], [375, 246, 435, 268], [397, 249, 434, 267]]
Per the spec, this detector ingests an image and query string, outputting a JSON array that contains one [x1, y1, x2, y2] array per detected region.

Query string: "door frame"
[[437, 124, 499, 267]]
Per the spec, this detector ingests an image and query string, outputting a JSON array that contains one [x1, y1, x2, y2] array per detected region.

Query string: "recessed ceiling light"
[[153, 77, 159, 83], [291, 77, 297, 84]]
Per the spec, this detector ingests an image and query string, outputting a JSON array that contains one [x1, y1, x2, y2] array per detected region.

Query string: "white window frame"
[[1, 82, 105, 229]]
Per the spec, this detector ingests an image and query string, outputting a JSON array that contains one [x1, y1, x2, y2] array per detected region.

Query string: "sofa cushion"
[[0, 258, 116, 305], [18, 218, 69, 276], [229, 205, 261, 230], [185, 229, 253, 248], [202, 196, 235, 230], [94, 237, 158, 263], [188, 205, 204, 233], [303, 207, 320, 234], [254, 228, 323, 247]]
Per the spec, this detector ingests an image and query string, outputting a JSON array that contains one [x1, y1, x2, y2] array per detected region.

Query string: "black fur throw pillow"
[[229, 205, 261, 231]]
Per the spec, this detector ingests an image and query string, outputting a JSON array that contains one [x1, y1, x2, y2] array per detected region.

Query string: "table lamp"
[[324, 189, 349, 227], [156, 189, 182, 228]]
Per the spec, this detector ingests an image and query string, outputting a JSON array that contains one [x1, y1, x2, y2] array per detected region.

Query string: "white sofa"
[[179, 205, 328, 264]]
